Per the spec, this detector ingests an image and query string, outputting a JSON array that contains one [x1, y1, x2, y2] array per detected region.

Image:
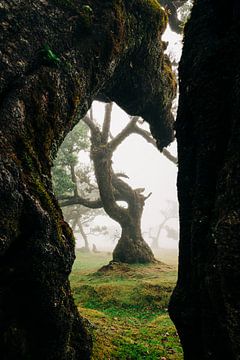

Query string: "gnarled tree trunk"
[[0, 1, 175, 358], [82, 106, 156, 264], [169, 1, 240, 359], [85, 113, 155, 263], [111, 173, 155, 263]]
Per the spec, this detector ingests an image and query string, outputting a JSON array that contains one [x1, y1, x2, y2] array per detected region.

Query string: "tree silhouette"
[[149, 200, 178, 249]]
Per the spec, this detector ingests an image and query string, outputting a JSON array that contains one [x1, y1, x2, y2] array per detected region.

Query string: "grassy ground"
[[70, 251, 183, 360]]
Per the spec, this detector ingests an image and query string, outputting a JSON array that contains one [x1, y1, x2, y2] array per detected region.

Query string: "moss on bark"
[[0, 0, 175, 358]]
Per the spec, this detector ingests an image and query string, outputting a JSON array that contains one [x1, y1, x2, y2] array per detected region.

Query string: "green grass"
[[70, 251, 183, 359]]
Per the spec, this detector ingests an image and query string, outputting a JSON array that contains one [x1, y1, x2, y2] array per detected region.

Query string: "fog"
[[73, 27, 183, 254]]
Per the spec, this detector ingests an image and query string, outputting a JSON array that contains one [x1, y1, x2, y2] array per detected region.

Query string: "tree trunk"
[[84, 107, 156, 264], [111, 172, 155, 264], [70, 215, 90, 251], [169, 1, 240, 359], [113, 224, 155, 264], [112, 182, 154, 263], [0, 1, 175, 358], [78, 221, 90, 252], [151, 219, 168, 249], [90, 138, 155, 263]]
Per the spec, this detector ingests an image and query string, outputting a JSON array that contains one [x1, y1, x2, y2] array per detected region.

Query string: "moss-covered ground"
[[70, 251, 183, 359]]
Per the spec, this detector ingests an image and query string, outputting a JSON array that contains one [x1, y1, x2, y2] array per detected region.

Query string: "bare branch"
[[60, 190, 127, 210], [60, 195, 104, 209], [144, 192, 152, 200], [162, 148, 178, 165], [108, 116, 139, 152], [132, 125, 156, 146], [57, 195, 74, 201], [102, 102, 113, 144], [82, 114, 100, 136], [134, 187, 145, 194], [115, 172, 130, 179], [133, 124, 178, 164], [85, 110, 177, 165]]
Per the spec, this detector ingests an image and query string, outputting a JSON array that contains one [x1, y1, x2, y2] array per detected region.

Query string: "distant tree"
[[56, 103, 177, 263], [52, 121, 90, 198], [82, 103, 156, 263], [62, 205, 106, 252], [82, 103, 177, 263], [52, 122, 105, 251], [149, 200, 178, 249], [165, 225, 178, 240]]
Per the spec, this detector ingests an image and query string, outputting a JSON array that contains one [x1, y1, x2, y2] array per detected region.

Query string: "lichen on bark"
[[0, 0, 176, 358]]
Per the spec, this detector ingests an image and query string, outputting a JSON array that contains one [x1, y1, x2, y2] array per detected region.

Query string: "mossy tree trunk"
[[169, 1, 240, 359], [0, 1, 175, 358], [111, 171, 155, 264], [61, 105, 177, 263], [83, 109, 155, 264], [111, 180, 155, 264]]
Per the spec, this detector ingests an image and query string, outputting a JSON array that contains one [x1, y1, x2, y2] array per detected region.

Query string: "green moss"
[[147, 0, 162, 11], [18, 139, 70, 246], [33, 177, 68, 245], [163, 60, 177, 101], [141, 0, 165, 17], [132, 0, 167, 34], [70, 252, 182, 359]]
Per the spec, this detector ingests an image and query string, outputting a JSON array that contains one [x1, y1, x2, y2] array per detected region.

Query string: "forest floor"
[[70, 250, 183, 360]]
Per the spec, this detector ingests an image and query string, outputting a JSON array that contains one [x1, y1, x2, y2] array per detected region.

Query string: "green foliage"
[[112, 340, 161, 360], [51, 164, 74, 196], [56, 121, 89, 167], [52, 121, 90, 197], [70, 251, 182, 359]]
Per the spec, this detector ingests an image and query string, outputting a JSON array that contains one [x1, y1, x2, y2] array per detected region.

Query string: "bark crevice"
[[0, 1, 176, 358]]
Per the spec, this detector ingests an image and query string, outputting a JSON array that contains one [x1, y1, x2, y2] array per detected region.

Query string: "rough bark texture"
[[85, 111, 156, 264], [111, 173, 155, 263], [0, 0, 175, 359], [82, 107, 156, 264], [169, 1, 240, 359]]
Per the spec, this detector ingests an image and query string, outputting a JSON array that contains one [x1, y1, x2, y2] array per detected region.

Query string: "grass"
[[70, 251, 183, 359]]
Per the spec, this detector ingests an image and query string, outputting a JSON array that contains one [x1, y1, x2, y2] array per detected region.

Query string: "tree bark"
[[0, 1, 175, 358], [86, 114, 155, 264], [169, 1, 240, 359], [111, 174, 155, 263], [150, 219, 168, 249], [78, 220, 90, 252]]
